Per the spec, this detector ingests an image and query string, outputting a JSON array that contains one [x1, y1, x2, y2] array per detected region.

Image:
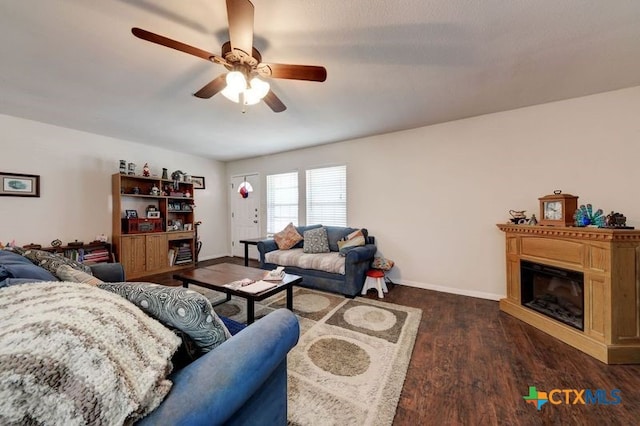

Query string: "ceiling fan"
[[132, 0, 327, 113]]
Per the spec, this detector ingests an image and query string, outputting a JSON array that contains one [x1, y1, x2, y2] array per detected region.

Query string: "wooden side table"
[[238, 237, 265, 266]]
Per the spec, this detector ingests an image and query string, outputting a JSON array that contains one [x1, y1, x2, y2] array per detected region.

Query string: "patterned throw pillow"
[[274, 222, 304, 250], [303, 227, 330, 253], [56, 264, 104, 286], [372, 256, 395, 271], [98, 282, 231, 354], [22, 249, 93, 275], [337, 229, 366, 256]]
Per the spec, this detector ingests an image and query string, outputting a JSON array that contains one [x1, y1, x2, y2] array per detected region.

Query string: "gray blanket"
[[0, 281, 181, 425]]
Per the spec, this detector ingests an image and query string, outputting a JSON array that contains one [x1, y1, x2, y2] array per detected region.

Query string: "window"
[[266, 171, 298, 234], [306, 165, 347, 226]]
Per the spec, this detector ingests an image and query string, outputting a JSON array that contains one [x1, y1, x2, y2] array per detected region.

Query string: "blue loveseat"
[[0, 249, 300, 425], [257, 225, 377, 297]]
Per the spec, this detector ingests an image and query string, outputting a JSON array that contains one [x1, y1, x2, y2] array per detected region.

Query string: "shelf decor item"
[[574, 204, 606, 227], [604, 211, 633, 229], [538, 190, 578, 227]]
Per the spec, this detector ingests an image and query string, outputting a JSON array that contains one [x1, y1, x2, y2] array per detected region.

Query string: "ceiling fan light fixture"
[[221, 85, 241, 103], [243, 77, 270, 105], [225, 70, 246, 93], [250, 77, 270, 98]]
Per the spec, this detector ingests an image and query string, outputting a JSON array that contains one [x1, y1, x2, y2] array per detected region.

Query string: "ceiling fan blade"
[[263, 90, 286, 113], [226, 0, 254, 56], [260, 63, 327, 82], [131, 27, 222, 63], [193, 74, 228, 99]]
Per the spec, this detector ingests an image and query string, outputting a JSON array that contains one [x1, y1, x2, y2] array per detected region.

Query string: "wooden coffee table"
[[173, 263, 301, 324]]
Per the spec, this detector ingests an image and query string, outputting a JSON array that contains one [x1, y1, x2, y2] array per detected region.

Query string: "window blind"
[[306, 165, 347, 226], [266, 171, 298, 234]]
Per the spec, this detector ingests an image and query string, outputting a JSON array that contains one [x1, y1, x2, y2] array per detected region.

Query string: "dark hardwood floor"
[[149, 257, 640, 426]]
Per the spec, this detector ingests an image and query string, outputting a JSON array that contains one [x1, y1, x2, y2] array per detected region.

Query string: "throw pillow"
[[274, 222, 303, 250], [337, 229, 366, 251], [372, 256, 395, 271], [22, 249, 93, 275], [56, 264, 104, 286], [98, 282, 231, 354], [303, 227, 330, 253]]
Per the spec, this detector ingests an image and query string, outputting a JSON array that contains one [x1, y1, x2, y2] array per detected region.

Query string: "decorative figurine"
[[528, 214, 538, 225], [574, 204, 605, 227], [143, 163, 151, 177], [509, 210, 527, 224], [127, 162, 136, 175], [171, 170, 185, 188], [150, 185, 160, 196], [605, 211, 630, 228], [119, 160, 127, 174]]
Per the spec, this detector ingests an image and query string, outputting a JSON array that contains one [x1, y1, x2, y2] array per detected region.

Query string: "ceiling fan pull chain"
[[240, 92, 247, 114]]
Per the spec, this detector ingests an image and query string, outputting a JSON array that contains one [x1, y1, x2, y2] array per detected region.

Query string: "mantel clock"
[[538, 190, 578, 227]]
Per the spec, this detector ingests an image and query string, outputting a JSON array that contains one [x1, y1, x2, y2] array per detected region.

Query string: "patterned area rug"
[[192, 286, 422, 426]]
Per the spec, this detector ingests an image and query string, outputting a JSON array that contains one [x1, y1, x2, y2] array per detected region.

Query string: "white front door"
[[230, 174, 261, 259]]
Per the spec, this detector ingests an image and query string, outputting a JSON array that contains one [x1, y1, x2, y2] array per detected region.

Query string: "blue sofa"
[[0, 249, 300, 425], [140, 309, 298, 425], [0, 248, 126, 285], [257, 225, 377, 297]]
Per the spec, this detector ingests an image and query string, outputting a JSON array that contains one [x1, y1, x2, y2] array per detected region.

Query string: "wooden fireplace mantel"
[[497, 224, 640, 364]]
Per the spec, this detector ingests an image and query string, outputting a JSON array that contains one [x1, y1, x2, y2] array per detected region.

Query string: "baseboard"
[[394, 278, 504, 301], [194, 256, 504, 301], [198, 253, 232, 261]]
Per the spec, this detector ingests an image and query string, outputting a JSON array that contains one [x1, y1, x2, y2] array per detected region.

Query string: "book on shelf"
[[169, 245, 192, 266]]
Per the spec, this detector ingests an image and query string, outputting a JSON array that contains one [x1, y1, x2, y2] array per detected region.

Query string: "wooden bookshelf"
[[112, 173, 196, 279], [41, 242, 113, 264]]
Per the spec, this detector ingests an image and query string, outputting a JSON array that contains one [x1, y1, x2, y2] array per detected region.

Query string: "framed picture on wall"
[[0, 172, 40, 197], [191, 176, 205, 189]]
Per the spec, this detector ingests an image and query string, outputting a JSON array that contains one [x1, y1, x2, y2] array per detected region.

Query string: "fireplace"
[[497, 224, 640, 364], [520, 261, 584, 330]]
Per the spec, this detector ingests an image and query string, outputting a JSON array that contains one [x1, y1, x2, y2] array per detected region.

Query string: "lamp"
[[221, 68, 270, 106]]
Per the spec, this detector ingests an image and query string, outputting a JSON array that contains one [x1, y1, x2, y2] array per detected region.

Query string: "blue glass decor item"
[[574, 204, 606, 227]]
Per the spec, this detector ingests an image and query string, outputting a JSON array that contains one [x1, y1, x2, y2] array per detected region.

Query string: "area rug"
[[192, 286, 422, 426]]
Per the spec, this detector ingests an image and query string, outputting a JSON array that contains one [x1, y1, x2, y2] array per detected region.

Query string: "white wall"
[[227, 86, 640, 300], [0, 114, 228, 261]]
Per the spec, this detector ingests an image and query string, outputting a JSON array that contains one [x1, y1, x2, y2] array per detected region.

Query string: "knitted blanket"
[[0, 281, 181, 425]]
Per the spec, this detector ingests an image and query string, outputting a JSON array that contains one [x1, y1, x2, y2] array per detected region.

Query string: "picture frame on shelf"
[[0, 172, 40, 197], [191, 176, 205, 189], [147, 211, 161, 219], [125, 209, 138, 219], [184, 223, 193, 231]]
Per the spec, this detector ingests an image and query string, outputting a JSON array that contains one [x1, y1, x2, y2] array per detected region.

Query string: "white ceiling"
[[2, 1, 640, 161]]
